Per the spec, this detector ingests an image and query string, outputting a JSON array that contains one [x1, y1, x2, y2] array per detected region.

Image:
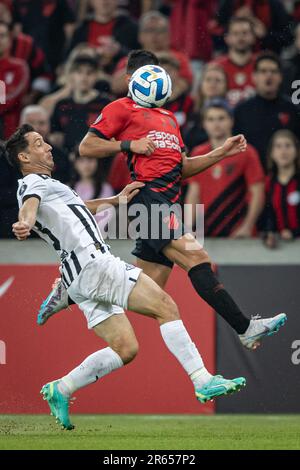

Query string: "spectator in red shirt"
[[262, 129, 300, 248], [0, 21, 29, 139], [213, 16, 257, 107], [68, 0, 139, 75], [111, 10, 193, 97], [185, 99, 265, 238]]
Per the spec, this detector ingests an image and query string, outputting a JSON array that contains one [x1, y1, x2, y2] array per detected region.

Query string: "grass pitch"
[[0, 414, 300, 450]]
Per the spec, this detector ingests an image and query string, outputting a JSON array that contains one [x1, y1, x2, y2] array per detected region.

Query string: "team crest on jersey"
[[93, 114, 103, 125], [287, 191, 300, 206], [235, 73, 246, 86], [18, 183, 27, 196]]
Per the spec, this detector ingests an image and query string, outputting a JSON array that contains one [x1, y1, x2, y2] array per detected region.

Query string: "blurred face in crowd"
[[19, 132, 54, 174], [22, 110, 50, 140], [139, 17, 169, 52], [75, 156, 98, 179], [254, 59, 282, 99], [226, 20, 255, 53], [201, 67, 227, 100], [71, 64, 97, 93], [270, 135, 298, 170], [203, 107, 233, 141], [90, 0, 117, 18], [0, 4, 12, 24], [0, 23, 10, 56]]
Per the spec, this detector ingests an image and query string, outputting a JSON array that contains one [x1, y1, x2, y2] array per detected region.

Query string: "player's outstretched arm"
[[182, 134, 247, 180], [79, 132, 156, 159], [85, 181, 145, 215], [12, 197, 40, 240]]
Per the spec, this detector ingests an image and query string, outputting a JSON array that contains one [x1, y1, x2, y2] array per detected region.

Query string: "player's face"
[[72, 65, 97, 93], [23, 112, 50, 139], [203, 108, 233, 140], [201, 69, 227, 99], [226, 23, 255, 53], [271, 136, 298, 169], [74, 156, 98, 178], [139, 19, 169, 52], [22, 132, 54, 171], [254, 60, 282, 97], [0, 24, 10, 55]]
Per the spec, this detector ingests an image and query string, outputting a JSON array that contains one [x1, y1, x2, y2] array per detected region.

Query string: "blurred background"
[[0, 0, 300, 415]]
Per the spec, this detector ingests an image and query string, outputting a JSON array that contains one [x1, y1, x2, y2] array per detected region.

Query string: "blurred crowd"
[[0, 0, 300, 249]]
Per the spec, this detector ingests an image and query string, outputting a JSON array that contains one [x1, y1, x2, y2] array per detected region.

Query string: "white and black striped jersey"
[[17, 173, 108, 285]]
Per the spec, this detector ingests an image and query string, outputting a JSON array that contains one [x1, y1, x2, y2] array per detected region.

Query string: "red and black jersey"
[[263, 174, 300, 236], [89, 97, 185, 203], [164, 92, 194, 130], [11, 32, 49, 82], [190, 141, 264, 236]]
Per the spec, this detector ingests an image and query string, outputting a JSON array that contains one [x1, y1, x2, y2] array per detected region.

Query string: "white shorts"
[[67, 251, 142, 329]]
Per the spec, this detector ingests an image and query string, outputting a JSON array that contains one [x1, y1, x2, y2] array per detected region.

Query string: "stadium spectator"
[[68, 0, 139, 74], [12, 0, 75, 72], [0, 22, 30, 139], [234, 52, 300, 171], [213, 17, 257, 107], [50, 54, 111, 152], [281, 22, 300, 97], [111, 11, 193, 96], [156, 52, 194, 130], [185, 99, 265, 238], [262, 129, 300, 248], [183, 64, 228, 151], [20, 105, 71, 183], [0, 140, 19, 238], [216, 0, 294, 54]]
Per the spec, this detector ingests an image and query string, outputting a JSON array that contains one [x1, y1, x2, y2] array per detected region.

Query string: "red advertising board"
[[0, 265, 215, 414]]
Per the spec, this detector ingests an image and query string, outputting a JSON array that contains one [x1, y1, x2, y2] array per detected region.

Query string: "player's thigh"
[[163, 233, 211, 271], [136, 258, 172, 289], [93, 313, 139, 363], [127, 272, 179, 324]]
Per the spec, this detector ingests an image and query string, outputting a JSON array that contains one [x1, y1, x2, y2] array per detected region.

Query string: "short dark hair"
[[202, 98, 233, 119], [126, 49, 159, 75], [4, 124, 35, 170], [226, 16, 255, 35], [70, 55, 98, 72], [254, 51, 282, 72]]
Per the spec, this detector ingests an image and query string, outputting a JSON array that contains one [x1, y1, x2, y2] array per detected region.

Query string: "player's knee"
[[157, 291, 179, 323], [185, 248, 211, 270], [111, 335, 139, 365]]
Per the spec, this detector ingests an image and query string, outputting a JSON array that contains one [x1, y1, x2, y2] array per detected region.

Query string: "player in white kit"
[[4, 125, 246, 430]]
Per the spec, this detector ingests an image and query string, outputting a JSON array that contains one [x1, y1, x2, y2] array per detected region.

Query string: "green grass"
[[0, 415, 300, 450]]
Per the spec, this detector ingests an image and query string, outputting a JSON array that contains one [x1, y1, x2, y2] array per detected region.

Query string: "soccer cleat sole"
[[196, 378, 246, 404]]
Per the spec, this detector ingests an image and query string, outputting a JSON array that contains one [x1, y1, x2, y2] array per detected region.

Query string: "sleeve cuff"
[[22, 194, 41, 204], [88, 127, 110, 140]]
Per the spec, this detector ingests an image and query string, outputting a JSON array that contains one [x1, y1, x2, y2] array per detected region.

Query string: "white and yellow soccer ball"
[[129, 65, 172, 108]]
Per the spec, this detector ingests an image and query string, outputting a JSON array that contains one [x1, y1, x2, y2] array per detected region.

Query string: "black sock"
[[188, 262, 250, 334]]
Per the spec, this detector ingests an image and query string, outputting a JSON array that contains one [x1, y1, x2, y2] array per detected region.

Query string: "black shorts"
[[128, 185, 186, 268]]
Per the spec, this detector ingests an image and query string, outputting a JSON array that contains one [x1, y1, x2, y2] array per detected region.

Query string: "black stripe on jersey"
[[220, 204, 248, 236], [63, 260, 74, 283], [281, 184, 289, 228], [147, 162, 183, 190], [70, 251, 82, 275], [205, 176, 245, 222], [37, 174, 50, 180], [22, 194, 41, 203], [205, 188, 246, 235], [88, 127, 109, 140], [68, 204, 103, 246], [62, 273, 71, 288], [35, 221, 61, 251]]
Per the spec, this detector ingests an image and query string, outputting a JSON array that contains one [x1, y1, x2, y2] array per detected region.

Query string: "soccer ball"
[[129, 65, 172, 108]]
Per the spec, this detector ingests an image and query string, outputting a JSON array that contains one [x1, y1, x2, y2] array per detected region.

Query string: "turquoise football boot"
[[195, 375, 246, 403], [41, 380, 74, 430]]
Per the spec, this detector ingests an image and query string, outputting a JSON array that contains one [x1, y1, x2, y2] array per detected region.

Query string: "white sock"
[[160, 319, 213, 389], [57, 347, 123, 396]]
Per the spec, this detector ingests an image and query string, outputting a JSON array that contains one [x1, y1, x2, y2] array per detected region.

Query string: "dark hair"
[[4, 124, 35, 170], [126, 49, 159, 75], [202, 98, 233, 119], [70, 54, 98, 72], [226, 16, 255, 35], [267, 129, 300, 176], [254, 51, 282, 72]]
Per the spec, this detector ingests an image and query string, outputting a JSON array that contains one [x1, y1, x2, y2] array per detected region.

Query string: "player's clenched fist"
[[130, 138, 156, 156], [12, 221, 31, 240]]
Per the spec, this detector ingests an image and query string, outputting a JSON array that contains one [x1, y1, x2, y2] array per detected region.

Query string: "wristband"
[[120, 140, 132, 153]]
